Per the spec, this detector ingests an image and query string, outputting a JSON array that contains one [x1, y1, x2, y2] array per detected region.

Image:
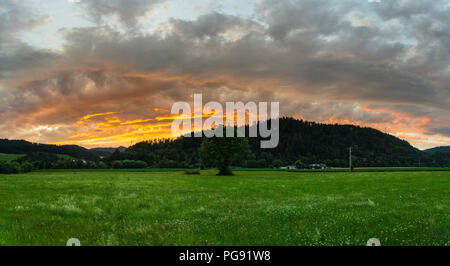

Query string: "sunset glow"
[[1, 0, 449, 150]]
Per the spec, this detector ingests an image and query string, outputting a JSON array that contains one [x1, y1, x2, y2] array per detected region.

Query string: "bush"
[[257, 159, 268, 168], [247, 159, 259, 168], [157, 159, 180, 168], [123, 160, 148, 168], [86, 161, 98, 169], [295, 160, 307, 169], [20, 161, 34, 172], [112, 160, 148, 169], [0, 161, 33, 174], [272, 159, 284, 168], [184, 169, 200, 175], [218, 167, 233, 176], [0, 161, 19, 174], [97, 161, 108, 169], [111, 161, 123, 169]]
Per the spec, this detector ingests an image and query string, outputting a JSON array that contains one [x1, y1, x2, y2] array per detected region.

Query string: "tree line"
[[1, 117, 449, 174], [104, 118, 446, 168]]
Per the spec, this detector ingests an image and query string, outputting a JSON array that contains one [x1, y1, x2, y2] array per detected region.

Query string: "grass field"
[[0, 170, 448, 246], [0, 153, 24, 162]]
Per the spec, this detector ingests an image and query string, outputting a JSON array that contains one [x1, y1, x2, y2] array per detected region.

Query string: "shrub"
[[257, 159, 268, 168], [97, 161, 108, 169], [0, 161, 33, 174], [157, 159, 180, 168], [184, 169, 200, 175], [295, 160, 307, 169], [20, 161, 34, 172], [122, 160, 148, 169], [112, 160, 148, 169], [247, 159, 259, 168], [272, 159, 284, 168], [111, 161, 123, 169]]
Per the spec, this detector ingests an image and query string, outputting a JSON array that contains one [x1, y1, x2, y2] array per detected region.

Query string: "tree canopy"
[[200, 137, 251, 175]]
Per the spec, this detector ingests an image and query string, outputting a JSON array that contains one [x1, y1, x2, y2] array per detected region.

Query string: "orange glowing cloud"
[[52, 107, 262, 148], [76, 112, 118, 125]]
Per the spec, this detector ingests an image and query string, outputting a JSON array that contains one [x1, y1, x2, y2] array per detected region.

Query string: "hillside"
[[424, 146, 450, 167], [0, 139, 98, 161], [2, 118, 446, 168], [106, 117, 439, 168], [424, 146, 450, 154], [90, 147, 127, 157]]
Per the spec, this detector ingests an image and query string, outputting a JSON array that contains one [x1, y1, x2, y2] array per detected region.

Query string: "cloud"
[[256, 0, 352, 40], [429, 127, 450, 138], [0, 1, 57, 78], [0, 0, 49, 35], [169, 12, 263, 39], [0, 0, 449, 149], [75, 0, 167, 27]]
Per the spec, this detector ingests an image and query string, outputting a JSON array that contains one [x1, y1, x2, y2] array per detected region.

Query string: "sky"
[[0, 0, 449, 149]]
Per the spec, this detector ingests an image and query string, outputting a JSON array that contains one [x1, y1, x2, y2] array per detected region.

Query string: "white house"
[[280, 165, 296, 170]]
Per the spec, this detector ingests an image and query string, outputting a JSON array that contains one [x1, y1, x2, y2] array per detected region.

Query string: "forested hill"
[[424, 146, 450, 166], [90, 147, 127, 157], [107, 117, 439, 167], [0, 139, 98, 161], [424, 146, 450, 155], [1, 118, 444, 167]]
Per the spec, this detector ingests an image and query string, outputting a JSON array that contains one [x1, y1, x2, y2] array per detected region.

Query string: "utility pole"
[[349, 146, 353, 172]]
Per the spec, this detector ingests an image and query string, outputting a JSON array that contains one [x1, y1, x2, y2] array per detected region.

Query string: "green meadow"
[[0, 153, 24, 162], [0, 170, 448, 246]]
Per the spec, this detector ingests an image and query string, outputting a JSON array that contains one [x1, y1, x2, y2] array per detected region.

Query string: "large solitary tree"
[[200, 136, 251, 175]]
